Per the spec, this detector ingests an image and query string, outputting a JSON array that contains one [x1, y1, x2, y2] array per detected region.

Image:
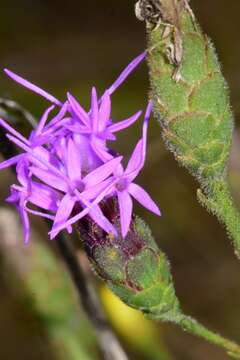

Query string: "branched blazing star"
[[0, 53, 161, 243]]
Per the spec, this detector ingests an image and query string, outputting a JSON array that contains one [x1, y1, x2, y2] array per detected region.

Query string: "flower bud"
[[78, 198, 180, 319], [146, 2, 233, 184], [137, 1, 240, 259]]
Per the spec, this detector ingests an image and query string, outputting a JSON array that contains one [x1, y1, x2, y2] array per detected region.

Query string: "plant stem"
[[177, 315, 240, 359], [0, 97, 37, 127], [55, 233, 128, 360]]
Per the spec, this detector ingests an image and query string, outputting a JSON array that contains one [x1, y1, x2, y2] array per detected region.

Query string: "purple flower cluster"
[[0, 53, 161, 243]]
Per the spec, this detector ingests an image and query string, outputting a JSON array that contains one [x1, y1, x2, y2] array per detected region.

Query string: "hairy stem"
[[177, 315, 240, 359]]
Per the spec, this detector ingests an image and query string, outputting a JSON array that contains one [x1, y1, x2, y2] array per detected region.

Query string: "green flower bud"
[[78, 199, 180, 320], [146, 1, 233, 182], [136, 0, 240, 258]]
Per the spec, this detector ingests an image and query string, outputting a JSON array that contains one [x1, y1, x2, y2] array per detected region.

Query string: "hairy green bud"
[[136, 0, 240, 257], [90, 216, 179, 319], [78, 199, 179, 319], [139, 0, 233, 181]]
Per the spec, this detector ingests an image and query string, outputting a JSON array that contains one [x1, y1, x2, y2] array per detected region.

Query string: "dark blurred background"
[[0, 1, 240, 359]]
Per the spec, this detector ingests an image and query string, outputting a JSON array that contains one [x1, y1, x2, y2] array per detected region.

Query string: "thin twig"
[[55, 233, 128, 360], [0, 98, 129, 360], [0, 97, 38, 127]]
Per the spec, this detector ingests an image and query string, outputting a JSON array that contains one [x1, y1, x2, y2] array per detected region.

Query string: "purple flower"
[[0, 53, 161, 243], [49, 101, 160, 238]]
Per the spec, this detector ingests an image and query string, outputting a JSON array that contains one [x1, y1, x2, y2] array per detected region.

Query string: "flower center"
[[116, 177, 129, 192], [76, 180, 85, 192]]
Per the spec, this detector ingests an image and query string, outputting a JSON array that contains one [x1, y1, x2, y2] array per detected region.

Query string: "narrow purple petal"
[[4, 69, 62, 106], [83, 156, 122, 187], [6, 186, 21, 203], [64, 124, 91, 134], [0, 118, 29, 144], [31, 128, 66, 148], [108, 110, 142, 133], [91, 139, 113, 162], [118, 191, 133, 238], [125, 139, 143, 180], [26, 207, 55, 221], [49, 206, 89, 239], [46, 101, 69, 129], [16, 160, 30, 186], [98, 130, 116, 141], [98, 91, 111, 132], [49, 180, 117, 238], [128, 183, 161, 216], [52, 193, 75, 228], [67, 93, 90, 127], [88, 204, 116, 235], [0, 154, 23, 170], [142, 100, 152, 159], [34, 105, 55, 137], [18, 198, 30, 244], [107, 52, 146, 96], [66, 138, 82, 182], [30, 166, 68, 192], [28, 181, 62, 211], [7, 134, 70, 185], [73, 133, 102, 173], [91, 87, 99, 132], [124, 102, 152, 180], [81, 178, 113, 200]]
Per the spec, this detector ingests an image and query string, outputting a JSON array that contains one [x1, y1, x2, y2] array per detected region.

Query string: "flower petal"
[[26, 207, 55, 221], [52, 193, 75, 229], [108, 110, 142, 133], [64, 124, 91, 134], [0, 154, 23, 170], [125, 139, 144, 180], [81, 178, 113, 200], [33, 105, 55, 137], [118, 191, 133, 238], [91, 139, 113, 162], [67, 93, 90, 127], [128, 183, 161, 216], [46, 101, 69, 129], [30, 166, 67, 192], [91, 87, 99, 132], [28, 181, 61, 211], [142, 100, 152, 157], [99, 91, 111, 132], [16, 159, 30, 186], [7, 134, 69, 183], [17, 197, 30, 244], [4, 69, 62, 106], [107, 52, 146, 96], [66, 138, 82, 182], [83, 156, 122, 187], [89, 204, 116, 235], [49, 180, 117, 238]]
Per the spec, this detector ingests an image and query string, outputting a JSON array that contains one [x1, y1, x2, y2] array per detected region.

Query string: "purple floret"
[[0, 53, 160, 243]]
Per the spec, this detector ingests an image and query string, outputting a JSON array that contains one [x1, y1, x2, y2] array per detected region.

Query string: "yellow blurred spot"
[[108, 249, 118, 260], [99, 285, 158, 343]]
